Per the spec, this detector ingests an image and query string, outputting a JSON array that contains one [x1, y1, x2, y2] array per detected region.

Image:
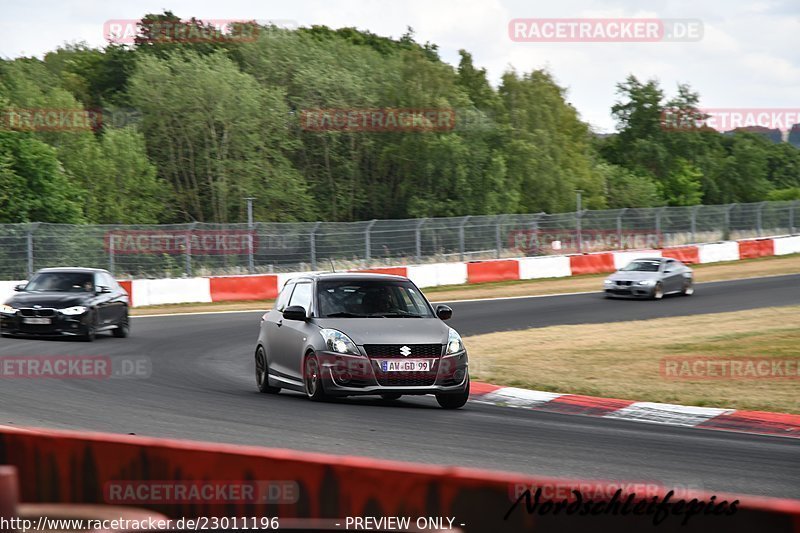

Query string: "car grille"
[[376, 373, 437, 387], [363, 344, 443, 358], [615, 280, 633, 286], [19, 308, 57, 317]]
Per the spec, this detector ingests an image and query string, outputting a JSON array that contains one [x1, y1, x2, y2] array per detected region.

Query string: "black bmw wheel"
[[113, 311, 129, 338], [82, 312, 97, 342], [255, 346, 280, 394], [651, 282, 664, 300]]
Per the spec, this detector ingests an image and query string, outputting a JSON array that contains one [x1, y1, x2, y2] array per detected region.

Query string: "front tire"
[[255, 346, 280, 394], [304, 353, 327, 401], [436, 379, 470, 409], [681, 279, 694, 296], [651, 282, 664, 300], [81, 312, 97, 342], [113, 311, 129, 338]]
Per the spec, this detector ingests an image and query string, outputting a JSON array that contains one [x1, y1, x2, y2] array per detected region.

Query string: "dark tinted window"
[[317, 279, 433, 318], [275, 282, 294, 311], [26, 272, 94, 292], [620, 260, 661, 272], [288, 282, 312, 311]]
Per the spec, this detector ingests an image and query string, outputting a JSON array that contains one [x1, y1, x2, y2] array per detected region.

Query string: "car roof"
[[629, 257, 666, 262], [37, 267, 111, 274], [290, 272, 410, 283]]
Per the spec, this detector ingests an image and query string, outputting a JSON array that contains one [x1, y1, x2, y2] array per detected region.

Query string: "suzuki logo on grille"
[[399, 345, 412, 357]]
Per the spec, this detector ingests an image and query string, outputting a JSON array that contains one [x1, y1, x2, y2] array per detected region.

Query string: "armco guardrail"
[[2, 234, 790, 308], [1, 426, 799, 532], [1, 201, 798, 279]]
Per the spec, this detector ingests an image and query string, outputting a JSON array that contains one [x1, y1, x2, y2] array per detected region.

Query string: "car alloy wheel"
[[255, 346, 280, 394], [113, 313, 129, 338], [652, 282, 664, 300], [682, 280, 694, 296], [304, 353, 326, 401]]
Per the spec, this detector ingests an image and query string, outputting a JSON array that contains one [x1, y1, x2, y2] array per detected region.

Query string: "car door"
[[93, 273, 115, 326], [101, 272, 126, 325], [273, 281, 314, 382], [661, 260, 683, 293], [263, 281, 296, 380]]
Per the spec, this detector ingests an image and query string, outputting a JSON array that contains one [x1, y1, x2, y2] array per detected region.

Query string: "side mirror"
[[436, 304, 453, 321], [97, 286, 111, 294], [283, 305, 307, 321], [663, 269, 672, 274], [13, 283, 26, 292]]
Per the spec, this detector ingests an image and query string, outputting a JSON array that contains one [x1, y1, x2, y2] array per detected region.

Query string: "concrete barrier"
[[0, 427, 799, 532]]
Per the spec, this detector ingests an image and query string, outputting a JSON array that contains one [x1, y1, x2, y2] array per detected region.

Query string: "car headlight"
[[446, 328, 464, 355], [0, 304, 17, 315], [319, 329, 360, 356], [637, 280, 657, 286], [60, 306, 88, 316], [603, 279, 614, 286]]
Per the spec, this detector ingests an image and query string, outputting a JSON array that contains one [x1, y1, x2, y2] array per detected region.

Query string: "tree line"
[[1, 11, 799, 225]]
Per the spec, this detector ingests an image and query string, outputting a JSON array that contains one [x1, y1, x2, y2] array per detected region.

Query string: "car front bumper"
[[0, 312, 91, 337], [604, 285, 656, 298], [316, 350, 469, 396]]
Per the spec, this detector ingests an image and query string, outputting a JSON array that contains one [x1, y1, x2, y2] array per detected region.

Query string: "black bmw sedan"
[[0, 268, 129, 341], [254, 273, 470, 409]]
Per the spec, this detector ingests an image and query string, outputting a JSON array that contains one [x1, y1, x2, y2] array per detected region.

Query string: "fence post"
[[415, 218, 427, 262], [495, 216, 503, 259], [26, 224, 36, 279], [756, 201, 766, 237], [655, 207, 666, 247], [616, 208, 627, 250], [690, 206, 699, 243], [458, 216, 471, 262], [791, 200, 798, 235], [365, 219, 377, 265], [576, 210, 584, 253], [109, 232, 115, 276], [184, 222, 196, 277], [310, 221, 321, 270], [723, 204, 736, 240]]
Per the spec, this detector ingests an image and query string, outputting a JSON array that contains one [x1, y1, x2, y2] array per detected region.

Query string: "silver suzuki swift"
[[254, 273, 470, 409]]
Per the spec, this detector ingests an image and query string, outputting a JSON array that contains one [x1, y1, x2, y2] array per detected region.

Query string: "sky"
[[2, 0, 798, 132]]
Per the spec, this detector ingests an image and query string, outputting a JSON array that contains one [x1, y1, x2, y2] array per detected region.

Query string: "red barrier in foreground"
[[467, 260, 520, 284], [738, 239, 775, 260], [568, 253, 616, 275], [0, 427, 799, 532], [662, 246, 701, 264], [209, 275, 279, 302]]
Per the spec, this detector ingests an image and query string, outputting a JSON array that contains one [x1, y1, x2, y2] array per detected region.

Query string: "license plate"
[[378, 359, 432, 372], [22, 317, 51, 325]]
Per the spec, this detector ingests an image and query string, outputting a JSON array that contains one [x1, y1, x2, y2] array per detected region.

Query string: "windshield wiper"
[[324, 312, 368, 318]]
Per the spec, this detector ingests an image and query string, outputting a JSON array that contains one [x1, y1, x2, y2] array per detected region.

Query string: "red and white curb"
[[469, 382, 800, 439]]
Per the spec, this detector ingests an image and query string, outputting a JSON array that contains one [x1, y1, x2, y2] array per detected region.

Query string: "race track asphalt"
[[0, 274, 798, 499]]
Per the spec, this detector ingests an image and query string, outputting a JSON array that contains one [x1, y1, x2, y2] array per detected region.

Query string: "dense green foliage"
[[1, 13, 799, 224]]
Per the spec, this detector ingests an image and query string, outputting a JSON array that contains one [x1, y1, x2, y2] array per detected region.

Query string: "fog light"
[[453, 369, 465, 381], [339, 372, 352, 384]]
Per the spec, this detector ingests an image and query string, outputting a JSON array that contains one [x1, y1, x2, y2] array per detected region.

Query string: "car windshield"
[[620, 260, 662, 272], [317, 279, 434, 318], [24, 272, 95, 292]]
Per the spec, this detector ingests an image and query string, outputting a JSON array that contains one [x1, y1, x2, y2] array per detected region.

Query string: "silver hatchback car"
[[603, 257, 694, 299]]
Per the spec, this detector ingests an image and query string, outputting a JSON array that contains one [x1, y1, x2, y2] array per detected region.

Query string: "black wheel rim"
[[256, 349, 266, 386], [305, 357, 319, 396]]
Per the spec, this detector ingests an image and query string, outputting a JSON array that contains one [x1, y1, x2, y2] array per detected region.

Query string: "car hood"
[[6, 292, 90, 308], [313, 318, 450, 345], [607, 271, 661, 281]]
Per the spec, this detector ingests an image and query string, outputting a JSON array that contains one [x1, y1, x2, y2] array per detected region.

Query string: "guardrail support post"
[[415, 218, 427, 262], [495, 216, 503, 258], [756, 201, 766, 237], [690, 205, 699, 243], [109, 234, 115, 276], [616, 208, 627, 250], [310, 221, 321, 271], [184, 222, 196, 277], [26, 224, 36, 279], [365, 219, 377, 265], [458, 216, 471, 262], [724, 204, 736, 240], [790, 200, 798, 235]]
